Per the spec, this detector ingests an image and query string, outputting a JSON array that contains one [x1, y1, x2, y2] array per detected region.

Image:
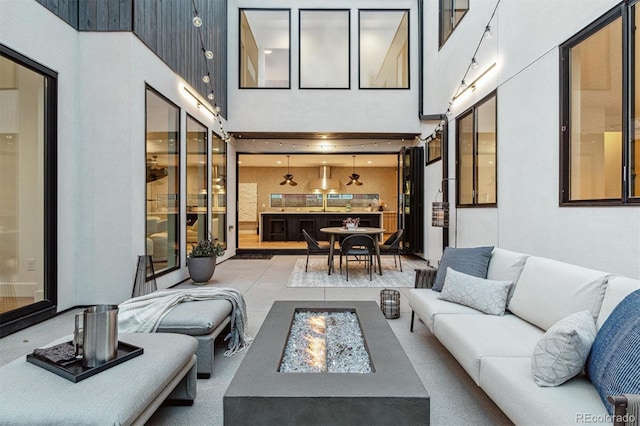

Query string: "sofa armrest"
[[608, 394, 640, 426], [414, 267, 438, 289]]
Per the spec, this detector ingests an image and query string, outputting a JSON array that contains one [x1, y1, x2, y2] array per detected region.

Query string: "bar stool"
[[298, 218, 315, 241], [268, 218, 287, 242]]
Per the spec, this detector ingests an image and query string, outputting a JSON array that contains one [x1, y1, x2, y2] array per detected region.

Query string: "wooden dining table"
[[319, 226, 386, 276]]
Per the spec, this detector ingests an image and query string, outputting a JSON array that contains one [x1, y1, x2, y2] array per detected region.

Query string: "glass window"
[[186, 115, 207, 253], [560, 5, 640, 204], [299, 10, 350, 89], [211, 133, 226, 249], [456, 92, 497, 207], [240, 9, 290, 88], [0, 51, 54, 324], [359, 10, 409, 89], [146, 87, 180, 275], [440, 0, 469, 47], [426, 129, 443, 164]]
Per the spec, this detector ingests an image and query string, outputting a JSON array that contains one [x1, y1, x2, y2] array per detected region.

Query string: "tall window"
[[239, 9, 290, 88], [299, 10, 350, 89], [186, 115, 207, 254], [0, 46, 57, 336], [439, 0, 469, 47], [456, 92, 497, 207], [145, 87, 180, 275], [211, 133, 227, 248], [560, 5, 638, 204], [359, 10, 409, 89]]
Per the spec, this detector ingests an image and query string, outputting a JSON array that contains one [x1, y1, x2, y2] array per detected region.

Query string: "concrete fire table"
[[224, 301, 430, 425]]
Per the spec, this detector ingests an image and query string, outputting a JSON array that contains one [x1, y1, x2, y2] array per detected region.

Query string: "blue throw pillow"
[[432, 246, 494, 292], [586, 289, 640, 415]]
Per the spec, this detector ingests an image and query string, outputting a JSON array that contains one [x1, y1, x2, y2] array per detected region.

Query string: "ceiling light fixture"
[[279, 155, 297, 186], [346, 155, 363, 186]]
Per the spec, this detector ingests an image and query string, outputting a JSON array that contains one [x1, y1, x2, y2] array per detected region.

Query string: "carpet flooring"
[[287, 257, 428, 288]]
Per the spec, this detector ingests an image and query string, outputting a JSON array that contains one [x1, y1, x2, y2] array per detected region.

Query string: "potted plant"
[[187, 235, 226, 284]]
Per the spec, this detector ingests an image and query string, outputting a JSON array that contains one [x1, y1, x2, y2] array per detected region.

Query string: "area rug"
[[287, 257, 424, 288], [230, 254, 274, 260]]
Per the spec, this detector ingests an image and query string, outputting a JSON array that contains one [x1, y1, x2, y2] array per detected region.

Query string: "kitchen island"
[[259, 211, 384, 242]]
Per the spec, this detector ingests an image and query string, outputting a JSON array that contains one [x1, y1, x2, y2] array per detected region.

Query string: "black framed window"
[[0, 44, 57, 337], [560, 3, 638, 205], [239, 9, 291, 89], [359, 9, 409, 89], [439, 0, 469, 48], [145, 86, 180, 277], [299, 9, 350, 89], [456, 92, 497, 207]]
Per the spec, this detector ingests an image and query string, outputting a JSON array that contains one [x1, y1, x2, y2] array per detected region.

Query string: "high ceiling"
[[237, 153, 399, 168]]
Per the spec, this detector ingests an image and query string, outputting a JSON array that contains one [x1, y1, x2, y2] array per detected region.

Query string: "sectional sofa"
[[409, 247, 640, 425]]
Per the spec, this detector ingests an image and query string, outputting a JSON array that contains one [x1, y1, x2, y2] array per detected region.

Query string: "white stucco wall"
[[423, 0, 640, 277], [1, 0, 235, 309], [227, 0, 421, 134]]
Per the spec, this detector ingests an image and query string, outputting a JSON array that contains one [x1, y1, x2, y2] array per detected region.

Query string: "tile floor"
[[0, 255, 512, 425]]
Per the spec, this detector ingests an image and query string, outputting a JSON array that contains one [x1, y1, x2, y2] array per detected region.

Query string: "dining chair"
[[379, 229, 404, 271], [339, 234, 376, 281], [302, 229, 331, 272]]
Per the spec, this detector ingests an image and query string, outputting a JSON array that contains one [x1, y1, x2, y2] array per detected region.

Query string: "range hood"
[[310, 166, 341, 191]]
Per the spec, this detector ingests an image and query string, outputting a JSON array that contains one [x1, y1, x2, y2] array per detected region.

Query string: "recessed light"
[[367, 161, 372, 164], [265, 49, 272, 54], [277, 160, 282, 164]]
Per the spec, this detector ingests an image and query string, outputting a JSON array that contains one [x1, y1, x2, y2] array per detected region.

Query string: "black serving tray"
[[26, 341, 143, 383]]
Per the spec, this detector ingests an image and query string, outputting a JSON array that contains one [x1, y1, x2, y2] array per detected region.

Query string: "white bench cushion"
[[508, 256, 609, 331], [433, 314, 544, 384], [479, 356, 609, 425]]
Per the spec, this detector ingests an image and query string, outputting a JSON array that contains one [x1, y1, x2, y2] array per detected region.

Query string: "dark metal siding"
[[35, 0, 227, 117]]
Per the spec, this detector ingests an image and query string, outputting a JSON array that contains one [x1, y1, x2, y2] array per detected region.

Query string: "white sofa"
[[409, 248, 640, 425]]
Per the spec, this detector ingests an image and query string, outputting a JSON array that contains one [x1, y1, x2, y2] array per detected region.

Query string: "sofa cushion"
[[596, 275, 640, 329], [432, 246, 493, 292], [586, 289, 640, 415], [433, 314, 544, 384], [487, 248, 529, 303], [480, 357, 609, 425], [157, 299, 232, 335], [439, 268, 512, 315], [531, 311, 597, 387], [409, 288, 484, 332], [507, 256, 609, 331]]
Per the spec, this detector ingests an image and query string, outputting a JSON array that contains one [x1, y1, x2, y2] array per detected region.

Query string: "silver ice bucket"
[[74, 304, 119, 367]]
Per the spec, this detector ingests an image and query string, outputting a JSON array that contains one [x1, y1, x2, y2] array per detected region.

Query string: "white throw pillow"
[[531, 310, 597, 387], [438, 267, 513, 315]]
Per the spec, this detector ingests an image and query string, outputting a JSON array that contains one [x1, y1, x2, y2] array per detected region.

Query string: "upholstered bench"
[[156, 298, 232, 378], [0, 332, 198, 425]]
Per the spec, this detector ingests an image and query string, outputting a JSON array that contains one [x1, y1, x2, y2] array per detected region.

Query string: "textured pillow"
[[438, 268, 512, 315], [586, 289, 640, 414], [432, 246, 494, 292], [531, 310, 597, 387]]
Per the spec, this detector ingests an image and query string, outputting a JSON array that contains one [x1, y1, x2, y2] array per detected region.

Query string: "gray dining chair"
[[339, 234, 376, 281], [379, 229, 404, 271], [302, 229, 331, 272]]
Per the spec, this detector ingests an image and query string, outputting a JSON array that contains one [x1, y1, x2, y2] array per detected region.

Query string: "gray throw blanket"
[[118, 287, 252, 356]]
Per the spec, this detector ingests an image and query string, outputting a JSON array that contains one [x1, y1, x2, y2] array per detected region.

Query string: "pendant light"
[[346, 155, 363, 186], [279, 155, 297, 186]]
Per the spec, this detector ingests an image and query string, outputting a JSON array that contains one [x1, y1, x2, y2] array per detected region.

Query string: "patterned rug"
[[287, 257, 427, 288]]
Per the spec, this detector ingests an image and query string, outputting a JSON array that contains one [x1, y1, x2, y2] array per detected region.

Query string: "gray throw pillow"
[[532, 310, 597, 387], [432, 246, 494, 292], [438, 268, 512, 315]]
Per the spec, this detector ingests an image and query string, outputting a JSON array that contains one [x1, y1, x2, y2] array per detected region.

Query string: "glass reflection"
[[359, 10, 409, 89], [212, 133, 227, 248], [145, 88, 180, 275], [186, 115, 208, 254], [240, 9, 290, 88]]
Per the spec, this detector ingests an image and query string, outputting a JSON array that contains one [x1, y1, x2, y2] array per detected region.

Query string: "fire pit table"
[[224, 301, 430, 425]]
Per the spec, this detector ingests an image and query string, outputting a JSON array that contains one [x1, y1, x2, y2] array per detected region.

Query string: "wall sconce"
[[432, 202, 449, 227]]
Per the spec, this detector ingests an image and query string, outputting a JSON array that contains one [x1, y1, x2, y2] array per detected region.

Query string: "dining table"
[[319, 226, 386, 276]]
